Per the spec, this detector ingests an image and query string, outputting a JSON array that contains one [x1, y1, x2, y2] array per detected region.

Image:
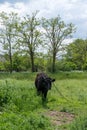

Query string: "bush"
[[56, 61, 77, 71], [82, 62, 87, 70]]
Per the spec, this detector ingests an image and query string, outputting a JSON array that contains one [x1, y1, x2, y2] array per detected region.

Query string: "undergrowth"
[[0, 72, 87, 129]]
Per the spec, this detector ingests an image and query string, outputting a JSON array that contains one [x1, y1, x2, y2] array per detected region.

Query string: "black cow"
[[35, 73, 55, 100]]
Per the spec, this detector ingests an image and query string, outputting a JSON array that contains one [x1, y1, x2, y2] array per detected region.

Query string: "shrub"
[[56, 61, 77, 71]]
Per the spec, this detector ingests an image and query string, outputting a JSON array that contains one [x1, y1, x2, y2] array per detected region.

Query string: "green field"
[[0, 72, 87, 130]]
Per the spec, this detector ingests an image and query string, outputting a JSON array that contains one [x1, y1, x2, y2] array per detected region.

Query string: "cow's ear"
[[52, 79, 55, 82]]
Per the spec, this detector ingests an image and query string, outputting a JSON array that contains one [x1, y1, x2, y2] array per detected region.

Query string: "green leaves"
[[0, 11, 76, 72], [0, 12, 20, 73], [42, 16, 75, 72], [66, 39, 87, 70]]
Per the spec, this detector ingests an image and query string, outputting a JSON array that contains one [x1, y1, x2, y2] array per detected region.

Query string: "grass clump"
[[70, 114, 87, 130], [0, 112, 52, 130]]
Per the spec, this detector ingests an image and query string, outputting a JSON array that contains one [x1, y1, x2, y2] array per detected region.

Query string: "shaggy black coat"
[[35, 73, 55, 100]]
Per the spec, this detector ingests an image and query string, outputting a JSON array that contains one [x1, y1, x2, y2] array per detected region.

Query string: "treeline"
[[0, 11, 86, 73]]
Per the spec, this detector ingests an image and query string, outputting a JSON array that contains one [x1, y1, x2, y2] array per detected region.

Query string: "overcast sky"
[[0, 0, 87, 39]]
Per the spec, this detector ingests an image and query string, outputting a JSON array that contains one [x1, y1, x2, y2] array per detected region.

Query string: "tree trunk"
[[30, 51, 35, 72], [9, 54, 12, 73], [52, 52, 56, 73], [9, 43, 12, 73]]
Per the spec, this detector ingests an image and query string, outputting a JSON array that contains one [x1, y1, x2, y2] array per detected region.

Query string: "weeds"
[[0, 112, 52, 130], [0, 72, 87, 129], [70, 114, 87, 130]]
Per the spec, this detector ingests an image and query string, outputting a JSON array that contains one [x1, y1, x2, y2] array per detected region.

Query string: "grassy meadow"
[[0, 72, 87, 130]]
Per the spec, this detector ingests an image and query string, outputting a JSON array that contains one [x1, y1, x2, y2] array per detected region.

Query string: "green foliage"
[[0, 77, 54, 130], [82, 62, 87, 70], [0, 80, 14, 108], [0, 11, 76, 72], [0, 12, 19, 73], [4, 61, 11, 72], [0, 112, 52, 130], [0, 62, 5, 71], [56, 61, 77, 71], [12, 53, 31, 72], [18, 11, 42, 72], [70, 114, 87, 130], [66, 39, 87, 70], [42, 16, 75, 72], [0, 72, 87, 129]]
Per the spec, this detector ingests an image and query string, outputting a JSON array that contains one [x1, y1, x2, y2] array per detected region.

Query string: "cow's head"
[[42, 76, 55, 90]]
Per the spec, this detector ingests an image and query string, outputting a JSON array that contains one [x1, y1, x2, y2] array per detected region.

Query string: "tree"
[[0, 12, 19, 73], [66, 39, 87, 70], [18, 11, 42, 72], [42, 16, 75, 72]]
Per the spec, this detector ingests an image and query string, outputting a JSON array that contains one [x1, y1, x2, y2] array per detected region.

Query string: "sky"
[[0, 0, 87, 39]]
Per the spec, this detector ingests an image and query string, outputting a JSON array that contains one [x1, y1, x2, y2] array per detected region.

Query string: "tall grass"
[[0, 72, 87, 129], [0, 71, 87, 80], [0, 79, 54, 130], [0, 112, 52, 130], [70, 114, 87, 130]]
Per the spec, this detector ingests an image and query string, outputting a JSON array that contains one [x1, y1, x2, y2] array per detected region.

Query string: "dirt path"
[[46, 110, 75, 126]]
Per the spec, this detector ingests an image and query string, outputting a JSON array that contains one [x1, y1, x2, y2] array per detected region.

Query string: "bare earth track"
[[46, 110, 75, 126]]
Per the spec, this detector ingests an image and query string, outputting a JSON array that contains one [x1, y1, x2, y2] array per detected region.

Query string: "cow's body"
[[35, 73, 55, 100]]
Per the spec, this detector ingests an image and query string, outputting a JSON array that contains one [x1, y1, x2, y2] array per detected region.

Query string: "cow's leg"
[[42, 90, 47, 101], [44, 91, 47, 99], [37, 90, 41, 96]]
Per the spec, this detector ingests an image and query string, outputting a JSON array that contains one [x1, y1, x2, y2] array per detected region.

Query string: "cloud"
[[0, 0, 87, 38]]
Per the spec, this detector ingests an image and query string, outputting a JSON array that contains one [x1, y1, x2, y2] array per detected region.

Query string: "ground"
[[46, 110, 75, 126]]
